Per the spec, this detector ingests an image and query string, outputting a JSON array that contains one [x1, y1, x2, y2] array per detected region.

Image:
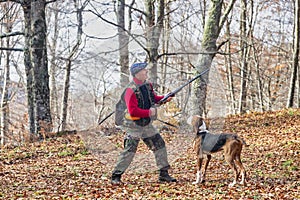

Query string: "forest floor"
[[0, 109, 299, 199]]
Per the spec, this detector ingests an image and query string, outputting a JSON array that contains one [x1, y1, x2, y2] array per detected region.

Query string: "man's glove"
[[150, 107, 157, 120], [161, 92, 175, 104], [165, 97, 173, 103]]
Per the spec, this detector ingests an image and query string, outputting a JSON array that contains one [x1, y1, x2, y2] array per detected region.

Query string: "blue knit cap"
[[130, 62, 147, 76]]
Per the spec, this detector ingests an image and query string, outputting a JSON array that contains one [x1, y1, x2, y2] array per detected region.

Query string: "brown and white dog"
[[188, 115, 247, 187]]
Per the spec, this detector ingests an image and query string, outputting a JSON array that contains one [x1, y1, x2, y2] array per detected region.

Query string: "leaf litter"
[[0, 108, 299, 199]]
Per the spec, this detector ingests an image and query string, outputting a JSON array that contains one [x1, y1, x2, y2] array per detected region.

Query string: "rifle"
[[157, 68, 209, 104], [98, 68, 209, 125], [98, 111, 115, 125]]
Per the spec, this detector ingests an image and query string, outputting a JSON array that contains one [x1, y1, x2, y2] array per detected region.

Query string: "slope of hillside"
[[0, 109, 299, 199]]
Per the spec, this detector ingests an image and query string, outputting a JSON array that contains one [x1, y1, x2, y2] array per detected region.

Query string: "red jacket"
[[124, 77, 164, 118]]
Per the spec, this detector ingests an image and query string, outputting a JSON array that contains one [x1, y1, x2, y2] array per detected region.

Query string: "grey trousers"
[[112, 133, 170, 176]]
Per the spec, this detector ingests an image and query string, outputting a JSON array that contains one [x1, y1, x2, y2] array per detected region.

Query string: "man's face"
[[135, 68, 148, 82]]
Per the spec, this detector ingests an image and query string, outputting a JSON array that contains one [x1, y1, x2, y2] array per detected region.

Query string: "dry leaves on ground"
[[0, 109, 299, 199]]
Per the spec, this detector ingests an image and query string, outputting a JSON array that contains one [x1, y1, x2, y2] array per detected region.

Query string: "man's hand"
[[150, 107, 156, 116], [161, 93, 174, 104], [158, 92, 175, 105], [165, 97, 173, 103]]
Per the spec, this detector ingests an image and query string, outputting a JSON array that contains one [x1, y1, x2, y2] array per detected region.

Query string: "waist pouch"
[[135, 117, 151, 126], [125, 117, 151, 127]]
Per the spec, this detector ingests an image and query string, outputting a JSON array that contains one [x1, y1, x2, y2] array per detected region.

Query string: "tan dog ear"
[[191, 115, 203, 133]]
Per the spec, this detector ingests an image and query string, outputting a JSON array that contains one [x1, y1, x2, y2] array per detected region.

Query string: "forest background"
[[0, 0, 299, 145], [0, 1, 299, 199]]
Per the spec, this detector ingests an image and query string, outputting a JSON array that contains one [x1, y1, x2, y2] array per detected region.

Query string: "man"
[[111, 62, 177, 184]]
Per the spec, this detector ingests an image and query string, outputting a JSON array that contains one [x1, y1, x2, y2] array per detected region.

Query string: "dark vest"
[[132, 82, 155, 126], [115, 81, 155, 127]]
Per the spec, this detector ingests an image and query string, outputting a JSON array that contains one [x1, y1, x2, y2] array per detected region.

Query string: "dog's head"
[[187, 115, 207, 133]]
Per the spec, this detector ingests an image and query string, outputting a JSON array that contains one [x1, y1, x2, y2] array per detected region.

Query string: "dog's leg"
[[234, 148, 246, 185], [225, 153, 238, 187], [193, 156, 203, 184], [201, 154, 211, 183], [193, 135, 205, 184]]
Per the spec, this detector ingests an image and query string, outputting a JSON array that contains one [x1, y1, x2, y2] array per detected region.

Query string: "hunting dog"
[[188, 115, 247, 187]]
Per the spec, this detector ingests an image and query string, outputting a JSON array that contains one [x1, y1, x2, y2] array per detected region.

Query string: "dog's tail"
[[233, 135, 248, 147]]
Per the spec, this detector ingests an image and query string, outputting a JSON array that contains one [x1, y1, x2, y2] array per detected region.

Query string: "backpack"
[[114, 90, 128, 126], [114, 82, 137, 126]]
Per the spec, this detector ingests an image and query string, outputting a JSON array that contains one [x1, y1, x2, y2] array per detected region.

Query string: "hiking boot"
[[159, 170, 177, 182], [111, 174, 122, 185]]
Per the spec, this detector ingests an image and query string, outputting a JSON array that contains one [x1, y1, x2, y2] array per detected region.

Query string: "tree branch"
[[87, 5, 148, 54], [219, 0, 237, 34], [0, 31, 24, 39], [0, 47, 23, 51], [46, 0, 58, 5], [157, 48, 245, 59]]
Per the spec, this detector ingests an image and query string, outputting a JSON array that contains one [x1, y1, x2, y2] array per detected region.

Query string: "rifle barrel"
[[158, 68, 209, 104], [171, 68, 209, 94]]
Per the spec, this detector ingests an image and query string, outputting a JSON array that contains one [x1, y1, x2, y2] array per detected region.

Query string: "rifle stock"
[[98, 111, 115, 125]]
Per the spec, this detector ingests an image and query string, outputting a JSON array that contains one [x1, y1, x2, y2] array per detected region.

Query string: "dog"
[[188, 115, 247, 187]]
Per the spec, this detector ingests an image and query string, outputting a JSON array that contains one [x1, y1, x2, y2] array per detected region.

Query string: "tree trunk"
[[117, 0, 129, 88], [22, 0, 52, 137], [49, 1, 60, 131], [145, 0, 164, 86], [287, 0, 300, 108], [238, 0, 248, 113], [22, 1, 36, 136], [59, 0, 84, 131], [161, 0, 171, 94], [225, 19, 236, 114], [248, 0, 264, 112], [192, 0, 223, 116], [30, 0, 52, 135], [60, 60, 71, 131], [0, 22, 10, 145], [253, 48, 264, 112], [192, 0, 237, 116]]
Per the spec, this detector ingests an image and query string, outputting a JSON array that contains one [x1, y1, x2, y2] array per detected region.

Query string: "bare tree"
[[224, 18, 237, 114], [47, 0, 60, 131], [60, 0, 88, 131], [116, 0, 130, 88], [287, 0, 300, 108], [0, 2, 13, 145], [238, 0, 249, 113], [0, 0, 53, 137], [192, 0, 237, 116], [29, 0, 52, 136], [144, 0, 164, 86], [6, 0, 53, 138]]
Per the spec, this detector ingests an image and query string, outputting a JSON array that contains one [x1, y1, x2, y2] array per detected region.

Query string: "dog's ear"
[[190, 115, 203, 133]]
